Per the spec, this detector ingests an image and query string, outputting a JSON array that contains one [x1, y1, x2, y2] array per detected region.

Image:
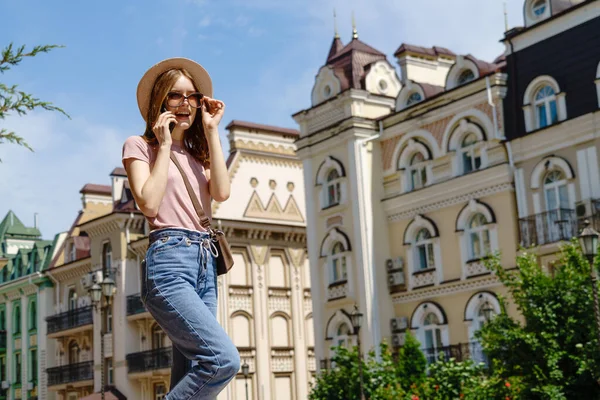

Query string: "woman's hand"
[[201, 97, 225, 135], [153, 111, 177, 147]]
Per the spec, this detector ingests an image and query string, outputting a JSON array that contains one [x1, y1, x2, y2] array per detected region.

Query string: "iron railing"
[[519, 208, 577, 247], [46, 306, 93, 335], [46, 361, 93, 386], [126, 294, 146, 316], [126, 347, 172, 374]]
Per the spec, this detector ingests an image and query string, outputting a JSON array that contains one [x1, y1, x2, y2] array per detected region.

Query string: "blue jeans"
[[142, 228, 240, 399]]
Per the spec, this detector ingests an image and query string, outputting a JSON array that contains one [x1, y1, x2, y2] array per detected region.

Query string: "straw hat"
[[136, 57, 213, 121]]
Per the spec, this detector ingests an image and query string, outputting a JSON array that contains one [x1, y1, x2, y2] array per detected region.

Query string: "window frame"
[[466, 213, 492, 260]]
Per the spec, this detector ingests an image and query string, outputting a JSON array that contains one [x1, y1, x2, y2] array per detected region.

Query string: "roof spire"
[[334, 8, 339, 38], [352, 11, 358, 39], [503, 1, 509, 31]]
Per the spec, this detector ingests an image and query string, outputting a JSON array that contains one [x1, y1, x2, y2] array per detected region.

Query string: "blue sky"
[[0, 0, 524, 239]]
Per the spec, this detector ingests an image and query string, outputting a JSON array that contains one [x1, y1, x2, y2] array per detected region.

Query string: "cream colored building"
[[44, 121, 314, 400], [293, 27, 522, 367]]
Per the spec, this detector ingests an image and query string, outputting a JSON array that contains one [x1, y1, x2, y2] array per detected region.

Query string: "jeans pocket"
[[154, 235, 187, 254]]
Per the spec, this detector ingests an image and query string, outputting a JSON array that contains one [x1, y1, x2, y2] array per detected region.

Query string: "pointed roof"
[[0, 210, 42, 243], [326, 36, 344, 63], [325, 36, 387, 91]]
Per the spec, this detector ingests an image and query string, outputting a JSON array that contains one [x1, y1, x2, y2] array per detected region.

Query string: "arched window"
[[330, 242, 348, 284], [335, 323, 352, 348], [423, 312, 443, 364], [326, 169, 342, 207], [457, 69, 475, 86], [406, 92, 422, 106], [532, 0, 547, 16], [460, 133, 482, 174], [467, 214, 491, 260], [415, 229, 435, 271], [535, 85, 558, 129], [231, 313, 252, 348], [409, 152, 428, 190], [271, 315, 290, 347], [544, 170, 569, 211]]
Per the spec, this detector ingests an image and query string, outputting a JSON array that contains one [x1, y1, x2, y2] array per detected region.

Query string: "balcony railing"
[[46, 306, 93, 335], [126, 294, 146, 316], [47, 361, 93, 386], [519, 208, 577, 247], [0, 330, 6, 349], [126, 347, 172, 374], [421, 342, 487, 365]]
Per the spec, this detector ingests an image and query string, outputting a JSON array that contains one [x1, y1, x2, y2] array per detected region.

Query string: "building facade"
[[42, 121, 313, 400], [0, 211, 61, 400], [503, 0, 600, 270], [291, 1, 600, 369]]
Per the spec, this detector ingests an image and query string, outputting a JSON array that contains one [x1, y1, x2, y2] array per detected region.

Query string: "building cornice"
[[78, 212, 145, 238], [48, 257, 92, 282], [392, 275, 501, 304]]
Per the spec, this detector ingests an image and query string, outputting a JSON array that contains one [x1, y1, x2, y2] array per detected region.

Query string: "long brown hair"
[[142, 68, 210, 165]]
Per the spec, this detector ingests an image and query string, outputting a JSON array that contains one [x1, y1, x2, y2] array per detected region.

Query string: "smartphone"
[[161, 106, 175, 132]]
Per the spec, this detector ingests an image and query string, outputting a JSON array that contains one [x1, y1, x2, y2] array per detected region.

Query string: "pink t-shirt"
[[122, 135, 212, 232]]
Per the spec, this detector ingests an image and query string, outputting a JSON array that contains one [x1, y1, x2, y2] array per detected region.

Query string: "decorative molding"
[[465, 262, 491, 278], [268, 289, 292, 315], [229, 287, 253, 315], [49, 258, 93, 282], [327, 282, 348, 301], [304, 292, 312, 317], [287, 248, 305, 268], [387, 182, 513, 222], [250, 245, 268, 265], [271, 348, 294, 372], [392, 275, 500, 303], [243, 192, 304, 223], [233, 139, 297, 156], [412, 270, 436, 288]]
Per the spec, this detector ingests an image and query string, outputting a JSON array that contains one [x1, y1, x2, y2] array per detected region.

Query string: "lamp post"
[[241, 360, 250, 400], [578, 220, 600, 346], [481, 300, 494, 323], [89, 275, 115, 400], [351, 305, 365, 400]]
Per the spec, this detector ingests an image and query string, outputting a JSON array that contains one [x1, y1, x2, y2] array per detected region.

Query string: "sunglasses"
[[166, 92, 204, 108]]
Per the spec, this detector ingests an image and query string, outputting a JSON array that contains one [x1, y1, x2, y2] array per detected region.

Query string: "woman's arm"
[[202, 98, 230, 202]]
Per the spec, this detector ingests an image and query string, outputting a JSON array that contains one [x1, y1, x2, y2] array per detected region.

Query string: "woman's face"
[[163, 74, 200, 131]]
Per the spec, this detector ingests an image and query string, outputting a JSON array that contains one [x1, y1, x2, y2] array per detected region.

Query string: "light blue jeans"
[[142, 228, 240, 399]]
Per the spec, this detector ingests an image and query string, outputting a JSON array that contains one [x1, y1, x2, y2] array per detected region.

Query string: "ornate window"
[[152, 324, 167, 349], [13, 304, 20, 335], [457, 69, 475, 86], [330, 242, 348, 283], [29, 300, 36, 331], [397, 139, 433, 193], [68, 288, 77, 311], [411, 302, 449, 364], [467, 214, 491, 260], [326, 169, 342, 207], [409, 153, 428, 190], [533, 0, 547, 15], [68, 341, 79, 365], [523, 76, 566, 132], [457, 200, 499, 275], [460, 133, 482, 174], [404, 215, 442, 288], [415, 229, 435, 271], [316, 157, 346, 210], [334, 323, 352, 348], [465, 292, 500, 365], [544, 170, 569, 211], [535, 85, 558, 129]]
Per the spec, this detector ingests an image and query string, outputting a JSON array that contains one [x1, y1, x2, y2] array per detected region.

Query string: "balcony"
[[46, 306, 93, 337], [421, 342, 487, 366], [327, 280, 348, 301], [0, 330, 6, 350], [126, 347, 172, 375], [126, 294, 147, 318], [519, 208, 577, 248], [47, 361, 93, 386]]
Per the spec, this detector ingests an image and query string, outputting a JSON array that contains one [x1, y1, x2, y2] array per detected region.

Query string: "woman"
[[122, 57, 240, 399]]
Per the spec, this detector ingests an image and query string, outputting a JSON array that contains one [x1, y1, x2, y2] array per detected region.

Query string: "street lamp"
[[578, 220, 600, 346], [241, 360, 250, 400], [351, 305, 365, 400], [89, 274, 116, 400], [481, 300, 494, 323]]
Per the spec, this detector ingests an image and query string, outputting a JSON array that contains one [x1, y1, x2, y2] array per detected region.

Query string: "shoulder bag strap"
[[169, 152, 212, 230]]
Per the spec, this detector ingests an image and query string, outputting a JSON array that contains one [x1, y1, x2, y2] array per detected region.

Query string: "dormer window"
[[406, 92, 422, 106], [457, 70, 475, 86], [324, 85, 332, 98], [523, 76, 566, 132], [461, 133, 482, 174], [409, 153, 428, 190], [532, 0, 547, 17]]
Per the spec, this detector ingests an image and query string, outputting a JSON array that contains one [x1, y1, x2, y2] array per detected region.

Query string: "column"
[[250, 245, 271, 400]]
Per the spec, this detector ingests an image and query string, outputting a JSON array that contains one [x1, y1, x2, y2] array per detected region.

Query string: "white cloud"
[[0, 111, 127, 239], [198, 15, 212, 27]]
